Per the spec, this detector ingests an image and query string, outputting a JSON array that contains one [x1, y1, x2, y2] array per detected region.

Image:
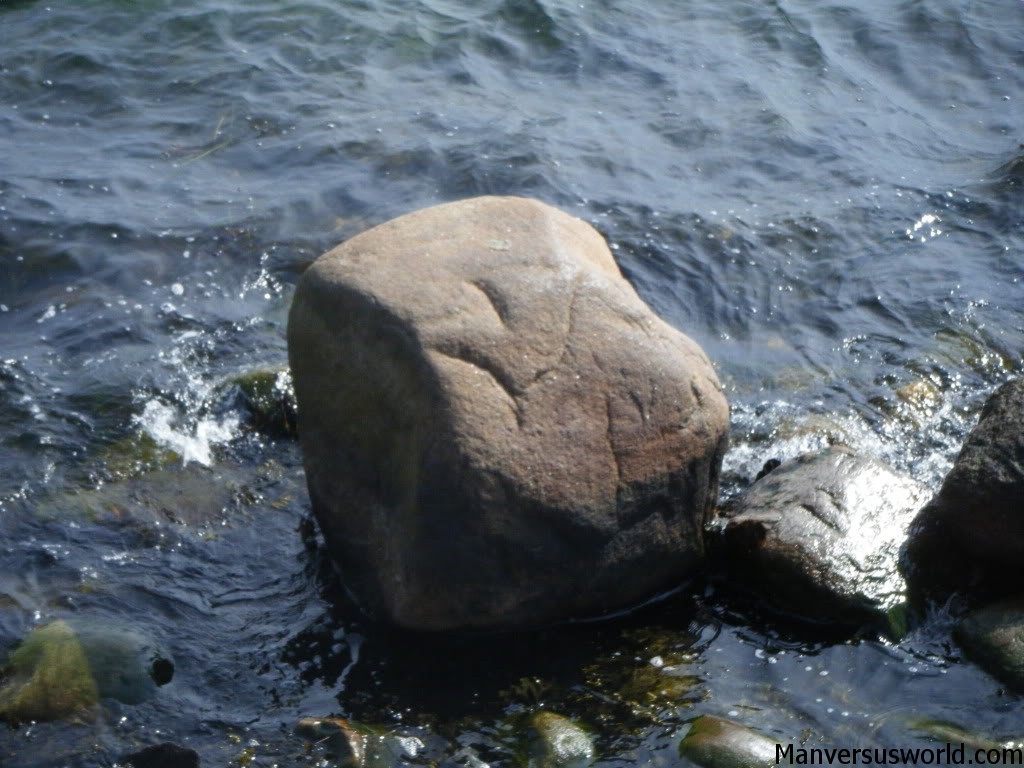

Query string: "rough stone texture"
[[902, 377, 1024, 601], [720, 446, 930, 626], [287, 196, 729, 630], [955, 598, 1024, 692]]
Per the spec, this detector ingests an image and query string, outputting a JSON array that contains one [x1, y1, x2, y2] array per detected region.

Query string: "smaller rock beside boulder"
[[678, 716, 778, 768], [718, 446, 930, 627], [954, 598, 1024, 693], [902, 377, 1024, 602]]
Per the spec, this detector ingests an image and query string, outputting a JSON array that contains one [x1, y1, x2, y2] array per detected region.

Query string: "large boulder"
[[719, 446, 930, 627], [902, 377, 1024, 601], [287, 196, 728, 630]]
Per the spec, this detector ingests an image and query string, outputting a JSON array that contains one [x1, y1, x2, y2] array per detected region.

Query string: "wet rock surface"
[[524, 711, 595, 768], [719, 446, 930, 627], [678, 715, 778, 768], [295, 717, 367, 767], [903, 377, 1024, 601], [288, 196, 729, 630], [0, 619, 172, 723], [955, 598, 1024, 693]]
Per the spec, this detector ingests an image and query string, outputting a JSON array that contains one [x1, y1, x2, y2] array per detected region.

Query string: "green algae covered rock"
[[221, 367, 297, 438], [0, 619, 173, 723], [679, 716, 778, 768]]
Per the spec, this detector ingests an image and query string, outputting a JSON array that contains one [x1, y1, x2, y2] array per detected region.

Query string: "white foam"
[[135, 399, 239, 466]]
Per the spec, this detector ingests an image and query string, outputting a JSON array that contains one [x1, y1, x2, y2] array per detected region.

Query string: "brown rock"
[[721, 446, 930, 626], [903, 377, 1024, 601], [288, 196, 728, 630]]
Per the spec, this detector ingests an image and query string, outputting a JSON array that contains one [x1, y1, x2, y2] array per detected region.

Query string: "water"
[[1, 0, 1022, 765]]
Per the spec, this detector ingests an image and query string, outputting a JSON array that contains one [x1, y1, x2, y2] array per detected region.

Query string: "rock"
[[295, 717, 425, 768], [954, 598, 1024, 692], [719, 446, 930, 626], [0, 619, 172, 723], [525, 711, 595, 768], [906, 718, 1022, 753], [216, 367, 297, 438], [902, 377, 1024, 601], [296, 717, 367, 767], [678, 716, 778, 768], [287, 196, 729, 630], [121, 743, 201, 768]]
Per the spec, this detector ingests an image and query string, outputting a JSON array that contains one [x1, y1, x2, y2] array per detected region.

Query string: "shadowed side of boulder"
[[288, 196, 729, 630], [902, 377, 1024, 602]]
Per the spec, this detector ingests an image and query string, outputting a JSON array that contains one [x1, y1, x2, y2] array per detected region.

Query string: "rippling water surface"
[[1, 1, 1022, 765]]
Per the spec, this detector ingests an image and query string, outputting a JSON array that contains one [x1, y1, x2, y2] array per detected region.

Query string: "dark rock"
[[218, 367, 297, 438], [902, 377, 1024, 601], [754, 458, 781, 482], [955, 598, 1024, 692], [720, 446, 930, 626], [295, 717, 426, 768], [678, 716, 778, 768], [287, 196, 729, 630], [296, 717, 367, 767], [121, 743, 200, 768]]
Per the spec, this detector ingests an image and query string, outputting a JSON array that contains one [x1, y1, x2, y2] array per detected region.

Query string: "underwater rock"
[[525, 711, 595, 768], [954, 598, 1024, 692], [120, 743, 201, 768], [295, 717, 424, 768], [719, 446, 929, 627], [287, 196, 729, 630], [906, 717, 1022, 753], [0, 619, 172, 723], [678, 716, 778, 768], [296, 717, 367, 767], [903, 377, 1024, 602], [35, 465, 239, 527]]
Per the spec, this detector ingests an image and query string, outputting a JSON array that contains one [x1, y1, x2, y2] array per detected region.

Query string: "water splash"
[[133, 399, 238, 466]]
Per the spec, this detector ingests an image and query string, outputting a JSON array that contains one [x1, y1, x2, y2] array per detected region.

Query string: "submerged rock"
[[525, 711, 595, 768], [295, 717, 424, 768], [720, 446, 929, 627], [120, 743, 201, 768], [955, 598, 1024, 692], [296, 717, 367, 767], [903, 377, 1024, 601], [0, 619, 172, 723], [906, 718, 1022, 753], [217, 367, 298, 438], [678, 716, 778, 768], [287, 196, 729, 630], [35, 465, 239, 527]]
